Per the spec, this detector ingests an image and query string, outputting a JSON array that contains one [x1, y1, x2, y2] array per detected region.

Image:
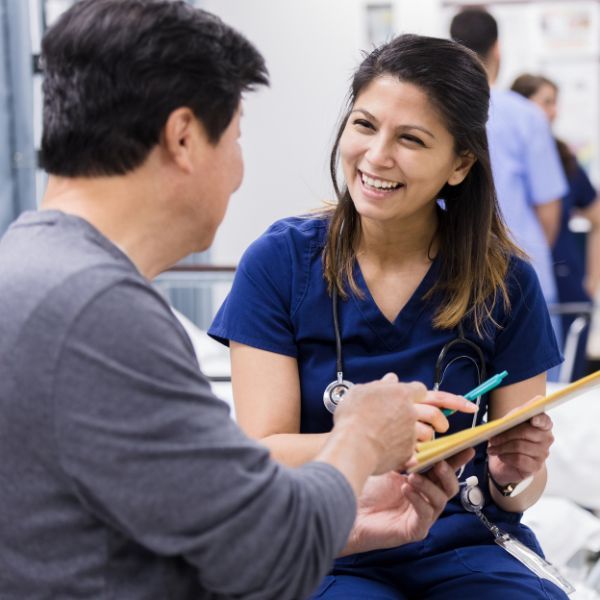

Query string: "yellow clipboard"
[[407, 369, 600, 474]]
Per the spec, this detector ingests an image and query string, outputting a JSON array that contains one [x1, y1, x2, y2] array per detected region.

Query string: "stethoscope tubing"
[[324, 287, 487, 420]]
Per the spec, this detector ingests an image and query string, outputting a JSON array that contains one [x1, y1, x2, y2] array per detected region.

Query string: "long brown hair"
[[510, 73, 577, 177], [323, 34, 523, 337]]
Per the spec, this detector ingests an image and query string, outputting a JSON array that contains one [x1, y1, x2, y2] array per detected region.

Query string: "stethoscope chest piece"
[[323, 373, 354, 414]]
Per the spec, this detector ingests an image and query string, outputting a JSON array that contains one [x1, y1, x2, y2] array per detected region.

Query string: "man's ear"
[[162, 107, 203, 173], [491, 40, 501, 66], [447, 151, 477, 186]]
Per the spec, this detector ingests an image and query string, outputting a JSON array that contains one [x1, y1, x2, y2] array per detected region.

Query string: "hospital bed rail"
[[153, 264, 236, 383], [547, 302, 594, 383]]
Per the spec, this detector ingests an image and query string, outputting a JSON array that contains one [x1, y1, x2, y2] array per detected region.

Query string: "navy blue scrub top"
[[209, 216, 562, 519], [553, 162, 597, 306]]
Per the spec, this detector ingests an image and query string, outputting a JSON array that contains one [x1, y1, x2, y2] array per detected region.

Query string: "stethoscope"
[[323, 286, 487, 420], [323, 285, 489, 509]]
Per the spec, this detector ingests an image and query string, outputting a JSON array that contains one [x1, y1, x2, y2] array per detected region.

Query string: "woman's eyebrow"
[[350, 108, 435, 139]]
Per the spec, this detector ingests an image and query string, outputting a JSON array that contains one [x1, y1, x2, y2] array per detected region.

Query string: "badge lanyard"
[[461, 477, 575, 594]]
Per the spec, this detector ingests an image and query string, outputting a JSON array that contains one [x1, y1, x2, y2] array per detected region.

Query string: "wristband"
[[488, 471, 534, 498]]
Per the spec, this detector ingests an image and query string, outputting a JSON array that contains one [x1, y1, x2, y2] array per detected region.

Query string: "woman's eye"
[[353, 119, 374, 130], [400, 134, 425, 146]]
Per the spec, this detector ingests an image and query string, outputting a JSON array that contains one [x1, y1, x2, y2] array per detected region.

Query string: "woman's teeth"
[[360, 173, 401, 190]]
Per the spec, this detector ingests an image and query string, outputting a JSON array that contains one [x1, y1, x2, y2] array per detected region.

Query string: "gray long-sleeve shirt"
[[0, 210, 356, 599]]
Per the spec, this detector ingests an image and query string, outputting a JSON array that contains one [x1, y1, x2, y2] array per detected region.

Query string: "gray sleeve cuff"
[[296, 461, 357, 555]]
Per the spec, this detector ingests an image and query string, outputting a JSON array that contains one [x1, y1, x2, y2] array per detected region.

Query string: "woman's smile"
[[358, 169, 404, 198]]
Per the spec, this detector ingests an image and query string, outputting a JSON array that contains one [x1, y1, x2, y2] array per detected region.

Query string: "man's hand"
[[333, 373, 422, 475], [340, 448, 475, 556]]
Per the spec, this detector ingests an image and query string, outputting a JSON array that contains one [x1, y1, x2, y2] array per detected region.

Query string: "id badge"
[[495, 532, 576, 595]]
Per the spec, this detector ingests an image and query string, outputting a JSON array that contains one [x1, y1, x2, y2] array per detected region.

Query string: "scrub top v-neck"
[[350, 255, 440, 352]]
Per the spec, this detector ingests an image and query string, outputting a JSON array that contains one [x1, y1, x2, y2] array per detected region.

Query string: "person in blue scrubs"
[[511, 73, 600, 380], [210, 34, 566, 599], [451, 9, 568, 371]]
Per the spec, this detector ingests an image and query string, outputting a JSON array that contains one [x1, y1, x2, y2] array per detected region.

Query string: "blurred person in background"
[[512, 73, 600, 379], [451, 9, 568, 365]]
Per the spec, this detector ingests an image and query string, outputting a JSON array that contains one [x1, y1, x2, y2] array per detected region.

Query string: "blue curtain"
[[0, 0, 35, 235]]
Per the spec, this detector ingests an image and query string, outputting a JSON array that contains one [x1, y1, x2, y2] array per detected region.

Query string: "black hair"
[[39, 0, 268, 177], [323, 34, 521, 335], [450, 8, 498, 58]]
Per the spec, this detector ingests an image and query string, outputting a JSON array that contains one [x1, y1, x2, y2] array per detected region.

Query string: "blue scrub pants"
[[310, 514, 568, 599]]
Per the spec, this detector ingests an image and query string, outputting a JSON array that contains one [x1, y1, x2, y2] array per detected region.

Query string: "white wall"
[[203, 0, 443, 264], [203, 0, 362, 264], [397, 0, 444, 37]]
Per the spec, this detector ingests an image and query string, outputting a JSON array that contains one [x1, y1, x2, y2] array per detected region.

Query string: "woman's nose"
[[365, 136, 394, 169]]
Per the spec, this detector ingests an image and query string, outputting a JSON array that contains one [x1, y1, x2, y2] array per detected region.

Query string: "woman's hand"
[[413, 391, 479, 442], [487, 401, 554, 486]]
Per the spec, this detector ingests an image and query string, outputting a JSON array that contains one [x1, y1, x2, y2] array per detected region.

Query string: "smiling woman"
[[337, 75, 475, 325], [208, 34, 567, 599], [324, 36, 518, 335]]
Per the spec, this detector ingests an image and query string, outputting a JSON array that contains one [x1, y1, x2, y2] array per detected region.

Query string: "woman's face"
[[530, 83, 558, 123], [339, 76, 473, 227]]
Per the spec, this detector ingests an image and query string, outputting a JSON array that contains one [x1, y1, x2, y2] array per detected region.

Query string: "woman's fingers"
[[489, 452, 541, 475], [421, 391, 479, 414], [416, 421, 435, 441], [414, 397, 477, 433], [414, 404, 448, 434], [530, 413, 553, 430], [487, 438, 552, 459], [488, 416, 553, 448]]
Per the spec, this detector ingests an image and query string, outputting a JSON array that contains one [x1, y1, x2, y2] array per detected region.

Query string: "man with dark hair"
[[449, 8, 498, 57], [38, 0, 264, 176], [450, 8, 567, 340], [0, 1, 470, 599]]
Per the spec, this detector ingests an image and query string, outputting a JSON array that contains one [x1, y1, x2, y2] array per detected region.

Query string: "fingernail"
[[408, 473, 422, 486]]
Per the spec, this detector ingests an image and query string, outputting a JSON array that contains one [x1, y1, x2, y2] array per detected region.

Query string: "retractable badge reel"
[[460, 476, 575, 595]]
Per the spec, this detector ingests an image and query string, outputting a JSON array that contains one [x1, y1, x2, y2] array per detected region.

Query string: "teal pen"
[[442, 370, 508, 416]]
